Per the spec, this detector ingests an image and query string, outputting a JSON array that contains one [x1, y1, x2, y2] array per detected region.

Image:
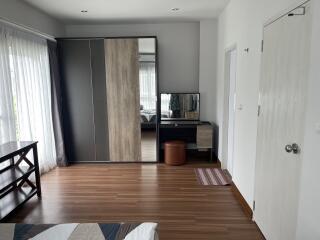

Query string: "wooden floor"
[[4, 163, 264, 239], [141, 130, 157, 162]]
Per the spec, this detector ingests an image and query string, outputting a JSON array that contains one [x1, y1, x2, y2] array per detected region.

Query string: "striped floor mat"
[[195, 168, 232, 186]]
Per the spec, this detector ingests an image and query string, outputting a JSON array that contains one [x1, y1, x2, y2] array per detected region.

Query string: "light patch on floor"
[[141, 131, 157, 162]]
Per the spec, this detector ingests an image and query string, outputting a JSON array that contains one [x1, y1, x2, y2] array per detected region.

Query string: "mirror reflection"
[[139, 38, 157, 162], [161, 93, 200, 120]]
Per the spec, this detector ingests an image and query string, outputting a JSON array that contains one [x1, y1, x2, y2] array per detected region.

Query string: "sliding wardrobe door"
[[105, 39, 141, 162], [59, 40, 95, 163], [90, 40, 109, 162], [59, 39, 109, 162]]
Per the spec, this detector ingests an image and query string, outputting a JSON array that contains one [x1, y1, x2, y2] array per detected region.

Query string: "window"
[[139, 62, 156, 111], [0, 26, 57, 173]]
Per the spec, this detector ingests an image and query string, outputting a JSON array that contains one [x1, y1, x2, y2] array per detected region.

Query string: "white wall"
[[199, 19, 218, 122], [199, 19, 219, 152], [65, 22, 200, 92], [296, 1, 320, 239], [0, 0, 64, 37], [217, 0, 309, 208], [218, 0, 320, 238]]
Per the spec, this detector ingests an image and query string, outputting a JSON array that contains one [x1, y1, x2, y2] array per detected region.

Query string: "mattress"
[[0, 223, 158, 240]]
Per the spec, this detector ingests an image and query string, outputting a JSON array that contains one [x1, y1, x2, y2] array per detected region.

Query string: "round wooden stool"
[[164, 141, 186, 166]]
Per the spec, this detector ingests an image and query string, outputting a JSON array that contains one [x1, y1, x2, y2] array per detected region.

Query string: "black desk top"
[[0, 141, 37, 161], [160, 121, 211, 128], [160, 121, 211, 125]]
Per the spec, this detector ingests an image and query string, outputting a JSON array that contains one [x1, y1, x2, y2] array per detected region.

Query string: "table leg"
[[32, 144, 42, 198], [10, 157, 19, 188]]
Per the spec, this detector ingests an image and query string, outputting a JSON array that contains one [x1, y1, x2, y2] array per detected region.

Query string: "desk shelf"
[[0, 166, 35, 193], [0, 187, 37, 219]]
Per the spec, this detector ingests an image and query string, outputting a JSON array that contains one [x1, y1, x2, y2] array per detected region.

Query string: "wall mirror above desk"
[[161, 93, 200, 121]]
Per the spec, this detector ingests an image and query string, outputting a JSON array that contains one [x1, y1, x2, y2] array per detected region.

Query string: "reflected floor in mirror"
[[141, 130, 157, 162]]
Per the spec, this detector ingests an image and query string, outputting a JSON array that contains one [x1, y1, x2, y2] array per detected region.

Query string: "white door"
[[254, 3, 311, 240], [226, 48, 237, 176], [222, 47, 237, 177]]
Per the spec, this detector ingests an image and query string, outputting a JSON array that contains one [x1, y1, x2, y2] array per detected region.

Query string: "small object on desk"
[[164, 141, 186, 166], [0, 141, 41, 221], [185, 111, 199, 120]]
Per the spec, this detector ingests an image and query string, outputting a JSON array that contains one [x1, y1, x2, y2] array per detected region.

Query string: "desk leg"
[[32, 144, 42, 198]]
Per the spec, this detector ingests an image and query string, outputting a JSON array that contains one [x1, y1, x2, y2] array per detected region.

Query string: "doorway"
[[254, 2, 311, 239], [223, 47, 237, 176], [139, 38, 157, 162]]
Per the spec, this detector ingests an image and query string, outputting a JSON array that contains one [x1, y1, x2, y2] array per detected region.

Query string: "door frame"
[[222, 44, 237, 177]]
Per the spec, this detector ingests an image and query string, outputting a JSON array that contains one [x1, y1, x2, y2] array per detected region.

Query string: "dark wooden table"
[[159, 121, 214, 162], [0, 141, 41, 221]]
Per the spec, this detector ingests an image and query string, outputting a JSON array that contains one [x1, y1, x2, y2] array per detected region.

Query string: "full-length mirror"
[[139, 38, 157, 162], [161, 93, 200, 120]]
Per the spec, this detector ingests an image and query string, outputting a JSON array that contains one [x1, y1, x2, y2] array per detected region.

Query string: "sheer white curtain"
[[0, 25, 57, 173], [0, 27, 16, 145], [139, 62, 156, 111]]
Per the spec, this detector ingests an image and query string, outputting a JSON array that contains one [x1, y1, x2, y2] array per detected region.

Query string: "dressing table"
[[159, 120, 214, 162]]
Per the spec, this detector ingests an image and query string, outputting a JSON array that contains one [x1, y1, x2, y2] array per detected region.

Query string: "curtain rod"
[[0, 17, 56, 42]]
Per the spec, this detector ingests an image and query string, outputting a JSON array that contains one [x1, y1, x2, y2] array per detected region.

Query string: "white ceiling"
[[23, 0, 229, 24]]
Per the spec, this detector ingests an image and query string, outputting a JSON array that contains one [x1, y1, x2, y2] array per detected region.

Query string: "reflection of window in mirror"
[[139, 38, 156, 115], [161, 94, 200, 120]]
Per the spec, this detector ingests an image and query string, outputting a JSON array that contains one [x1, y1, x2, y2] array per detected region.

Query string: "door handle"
[[285, 143, 300, 154]]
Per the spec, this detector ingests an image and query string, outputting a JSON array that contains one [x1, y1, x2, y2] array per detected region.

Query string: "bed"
[[140, 110, 169, 129], [140, 110, 157, 129], [0, 223, 158, 240]]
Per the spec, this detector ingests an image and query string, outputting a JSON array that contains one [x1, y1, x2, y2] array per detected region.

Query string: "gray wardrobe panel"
[[59, 40, 96, 162], [90, 40, 109, 162]]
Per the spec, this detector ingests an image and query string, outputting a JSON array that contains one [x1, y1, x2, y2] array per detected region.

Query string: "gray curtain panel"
[[47, 40, 68, 167]]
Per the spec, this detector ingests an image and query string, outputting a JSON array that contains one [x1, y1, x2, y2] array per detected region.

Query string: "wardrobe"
[[58, 37, 157, 163]]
